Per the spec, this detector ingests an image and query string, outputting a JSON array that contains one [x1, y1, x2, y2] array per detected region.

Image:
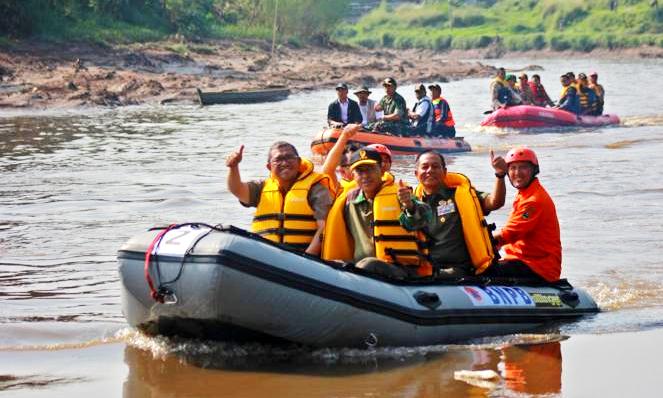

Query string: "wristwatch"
[[495, 172, 506, 178]]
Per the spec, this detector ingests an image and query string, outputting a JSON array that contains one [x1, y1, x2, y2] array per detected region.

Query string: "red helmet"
[[506, 147, 538, 165], [506, 146, 539, 176], [365, 144, 392, 161]]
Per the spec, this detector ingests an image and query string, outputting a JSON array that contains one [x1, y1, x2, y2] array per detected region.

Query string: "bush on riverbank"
[[335, 0, 663, 52], [0, 0, 347, 46]]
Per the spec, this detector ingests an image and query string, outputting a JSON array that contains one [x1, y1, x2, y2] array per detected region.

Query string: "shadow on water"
[[122, 332, 566, 398]]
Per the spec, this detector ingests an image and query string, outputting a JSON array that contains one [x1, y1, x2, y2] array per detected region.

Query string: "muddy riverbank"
[[0, 39, 498, 109]]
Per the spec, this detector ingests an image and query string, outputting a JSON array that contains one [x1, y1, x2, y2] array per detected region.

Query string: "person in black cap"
[[321, 146, 431, 279], [408, 84, 433, 136], [327, 82, 363, 128], [353, 85, 377, 128], [371, 77, 410, 136]]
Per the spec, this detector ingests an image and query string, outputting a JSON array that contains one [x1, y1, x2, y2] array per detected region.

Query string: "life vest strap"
[[254, 227, 318, 237], [253, 213, 316, 222], [384, 248, 426, 265], [374, 234, 419, 242], [372, 220, 402, 227], [284, 242, 310, 250]]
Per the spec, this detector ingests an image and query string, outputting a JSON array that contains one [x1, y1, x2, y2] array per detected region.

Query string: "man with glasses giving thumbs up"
[[226, 141, 333, 256]]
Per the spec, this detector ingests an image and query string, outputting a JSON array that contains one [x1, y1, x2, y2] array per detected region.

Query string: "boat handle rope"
[[144, 222, 222, 303], [144, 223, 178, 303]]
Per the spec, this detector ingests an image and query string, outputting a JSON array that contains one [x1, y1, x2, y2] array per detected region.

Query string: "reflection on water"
[[2, 329, 661, 397], [0, 373, 87, 392], [121, 329, 564, 398]]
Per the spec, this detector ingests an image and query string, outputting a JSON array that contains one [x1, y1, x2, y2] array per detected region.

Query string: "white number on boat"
[[154, 225, 212, 256], [460, 286, 535, 307]]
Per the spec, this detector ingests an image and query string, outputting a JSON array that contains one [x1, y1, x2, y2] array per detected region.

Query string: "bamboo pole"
[[271, 0, 279, 62]]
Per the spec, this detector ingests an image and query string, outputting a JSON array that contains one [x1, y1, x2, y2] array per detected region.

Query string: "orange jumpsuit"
[[500, 178, 561, 281]]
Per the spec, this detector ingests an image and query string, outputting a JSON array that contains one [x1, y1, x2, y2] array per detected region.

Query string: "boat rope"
[[159, 225, 216, 286], [144, 222, 223, 303], [144, 223, 178, 303]]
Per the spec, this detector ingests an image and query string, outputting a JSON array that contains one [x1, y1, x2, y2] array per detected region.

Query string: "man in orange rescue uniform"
[[226, 141, 333, 256], [485, 147, 562, 282]]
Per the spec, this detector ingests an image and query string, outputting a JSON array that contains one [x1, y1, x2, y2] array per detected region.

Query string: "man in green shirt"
[[400, 150, 507, 277], [371, 77, 410, 136]]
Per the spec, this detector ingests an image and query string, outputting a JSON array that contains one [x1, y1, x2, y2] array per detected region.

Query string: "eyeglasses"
[[270, 154, 299, 164]]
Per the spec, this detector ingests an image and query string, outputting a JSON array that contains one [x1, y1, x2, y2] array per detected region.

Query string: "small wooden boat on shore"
[[481, 105, 620, 129], [311, 128, 472, 156], [196, 87, 290, 105]]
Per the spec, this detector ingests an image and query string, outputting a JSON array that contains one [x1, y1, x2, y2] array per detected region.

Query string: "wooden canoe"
[[197, 88, 290, 105]]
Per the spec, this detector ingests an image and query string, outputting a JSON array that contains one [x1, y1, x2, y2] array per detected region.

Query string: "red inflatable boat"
[[310, 128, 472, 156], [481, 105, 620, 129]]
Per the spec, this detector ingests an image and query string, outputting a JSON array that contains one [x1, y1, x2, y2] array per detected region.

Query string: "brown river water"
[[2, 58, 663, 397]]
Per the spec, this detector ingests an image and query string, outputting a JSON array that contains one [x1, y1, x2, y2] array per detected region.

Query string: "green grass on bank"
[[334, 0, 663, 52], [0, 0, 346, 47]]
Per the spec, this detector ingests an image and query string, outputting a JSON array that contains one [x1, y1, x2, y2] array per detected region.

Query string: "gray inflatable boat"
[[118, 223, 599, 348]]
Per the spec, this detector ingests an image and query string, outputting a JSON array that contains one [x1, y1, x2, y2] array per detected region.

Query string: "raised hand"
[[397, 179, 414, 211], [341, 123, 361, 139], [226, 145, 244, 168], [490, 149, 507, 176]]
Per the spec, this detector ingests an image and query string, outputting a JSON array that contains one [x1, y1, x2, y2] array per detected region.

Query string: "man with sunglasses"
[[226, 141, 333, 256]]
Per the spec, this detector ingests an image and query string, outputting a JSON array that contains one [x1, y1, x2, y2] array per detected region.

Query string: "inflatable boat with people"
[[481, 105, 620, 129], [118, 223, 600, 348], [310, 128, 472, 156]]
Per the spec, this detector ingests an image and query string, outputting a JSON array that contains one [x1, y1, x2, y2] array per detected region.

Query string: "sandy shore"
[[0, 39, 498, 109]]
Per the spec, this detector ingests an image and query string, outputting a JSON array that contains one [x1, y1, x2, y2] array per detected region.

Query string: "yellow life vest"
[[414, 172, 495, 274], [252, 158, 330, 251], [559, 85, 570, 99], [577, 84, 590, 110], [493, 77, 506, 88], [322, 173, 430, 274], [338, 178, 355, 194]]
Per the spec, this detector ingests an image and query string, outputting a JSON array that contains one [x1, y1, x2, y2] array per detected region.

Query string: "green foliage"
[[504, 34, 546, 51], [382, 33, 395, 47], [0, 0, 349, 45], [451, 35, 493, 49], [163, 0, 214, 37], [450, 10, 486, 28], [432, 34, 453, 50], [336, 0, 663, 52], [0, 36, 13, 48]]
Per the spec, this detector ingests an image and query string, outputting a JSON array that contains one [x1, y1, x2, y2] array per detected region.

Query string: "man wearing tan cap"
[[353, 85, 377, 128]]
